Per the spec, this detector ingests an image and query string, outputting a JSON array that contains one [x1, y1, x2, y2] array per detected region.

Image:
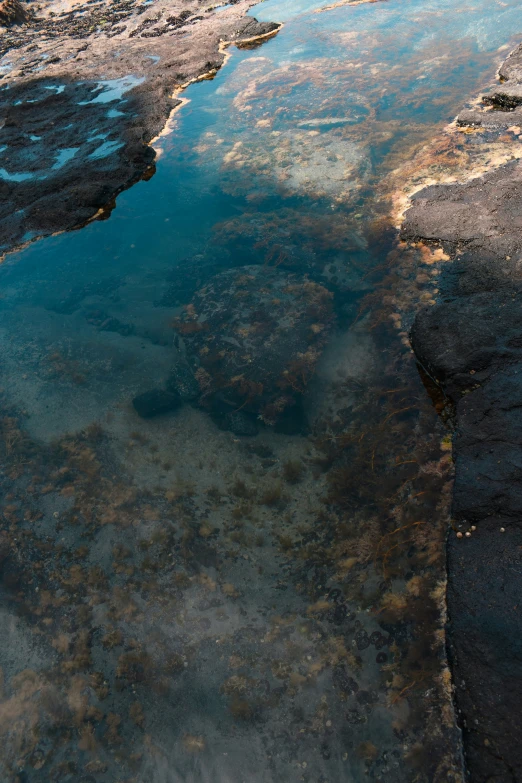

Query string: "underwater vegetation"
[[211, 207, 372, 291]]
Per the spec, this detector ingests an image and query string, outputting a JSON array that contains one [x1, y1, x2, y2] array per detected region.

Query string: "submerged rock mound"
[[173, 265, 334, 429]]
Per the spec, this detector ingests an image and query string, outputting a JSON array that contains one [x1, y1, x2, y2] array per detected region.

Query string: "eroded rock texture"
[[403, 52, 522, 779], [0, 0, 27, 25]]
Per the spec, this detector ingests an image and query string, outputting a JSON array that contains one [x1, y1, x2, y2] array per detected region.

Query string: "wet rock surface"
[[0, 0, 279, 253], [0, 77, 159, 250], [403, 44, 522, 781], [174, 265, 334, 427]]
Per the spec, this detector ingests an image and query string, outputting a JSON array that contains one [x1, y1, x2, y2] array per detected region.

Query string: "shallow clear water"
[[1, 0, 521, 780]]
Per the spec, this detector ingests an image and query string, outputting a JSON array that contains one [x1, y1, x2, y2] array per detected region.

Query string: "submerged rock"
[[132, 389, 181, 418], [211, 406, 259, 437], [166, 362, 200, 402], [173, 265, 334, 427]]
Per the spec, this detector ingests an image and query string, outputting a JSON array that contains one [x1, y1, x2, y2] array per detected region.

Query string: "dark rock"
[[456, 107, 522, 129], [356, 689, 378, 706], [333, 666, 359, 695], [345, 708, 366, 725], [355, 629, 370, 651], [402, 158, 522, 261], [166, 362, 200, 402], [132, 389, 181, 418], [0, 77, 156, 254], [402, 63, 522, 777], [208, 394, 259, 435], [235, 18, 279, 39], [234, 18, 279, 47], [479, 44, 522, 109]]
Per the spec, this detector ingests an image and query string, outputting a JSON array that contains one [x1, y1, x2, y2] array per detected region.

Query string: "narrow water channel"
[[1, 0, 522, 781]]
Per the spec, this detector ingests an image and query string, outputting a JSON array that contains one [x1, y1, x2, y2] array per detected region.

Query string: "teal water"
[[1, 0, 521, 780]]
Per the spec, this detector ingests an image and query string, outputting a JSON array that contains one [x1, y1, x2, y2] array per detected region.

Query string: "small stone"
[[465, 531, 471, 538], [471, 525, 477, 531], [456, 532, 463, 539], [500, 527, 506, 533]]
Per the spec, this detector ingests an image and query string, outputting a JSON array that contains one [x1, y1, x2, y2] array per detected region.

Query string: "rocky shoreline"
[[403, 42, 522, 783], [0, 0, 279, 254]]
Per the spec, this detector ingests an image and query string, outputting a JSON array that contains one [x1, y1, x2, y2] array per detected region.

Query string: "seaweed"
[[259, 482, 286, 507], [282, 458, 304, 484]]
